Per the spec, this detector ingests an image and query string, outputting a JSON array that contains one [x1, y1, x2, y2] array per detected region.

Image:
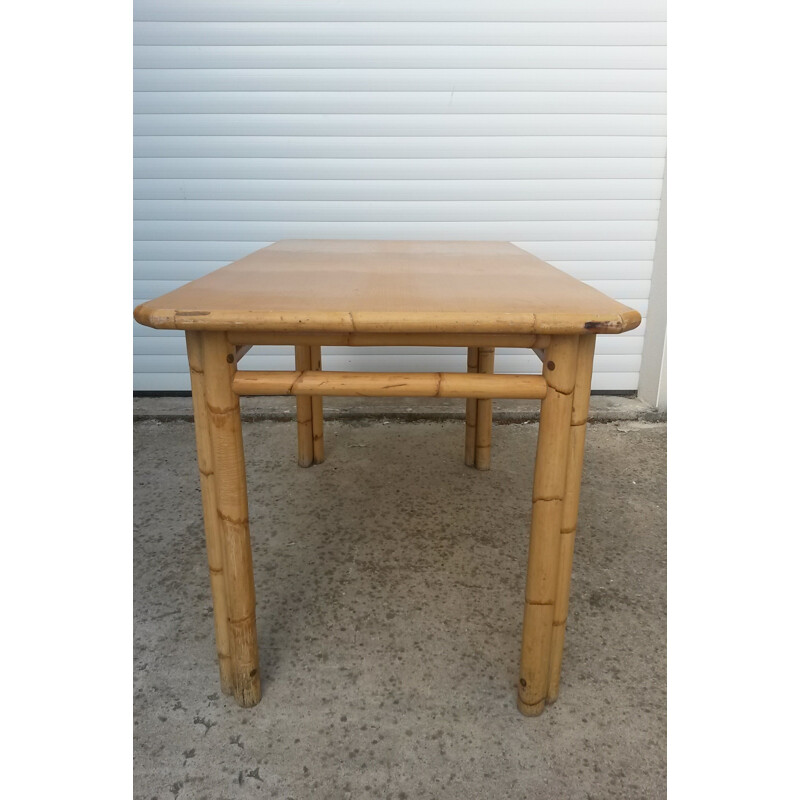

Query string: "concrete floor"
[[134, 415, 666, 800]]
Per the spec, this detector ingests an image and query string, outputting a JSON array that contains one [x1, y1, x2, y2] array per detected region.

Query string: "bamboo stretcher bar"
[[227, 332, 551, 349], [232, 370, 547, 399]]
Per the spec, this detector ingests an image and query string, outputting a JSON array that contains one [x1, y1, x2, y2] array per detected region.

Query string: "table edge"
[[133, 304, 642, 335]]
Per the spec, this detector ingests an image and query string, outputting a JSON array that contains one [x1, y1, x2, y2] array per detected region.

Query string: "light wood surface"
[[134, 240, 641, 335], [232, 370, 547, 399]]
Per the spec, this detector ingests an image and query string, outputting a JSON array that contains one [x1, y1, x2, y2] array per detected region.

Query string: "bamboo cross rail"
[[133, 239, 643, 718], [231, 370, 547, 399]]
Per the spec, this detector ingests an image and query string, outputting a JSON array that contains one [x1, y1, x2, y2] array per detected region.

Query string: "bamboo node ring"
[[206, 403, 238, 416], [228, 612, 256, 625], [216, 510, 249, 526], [517, 695, 546, 708], [288, 371, 304, 395], [544, 382, 573, 396]]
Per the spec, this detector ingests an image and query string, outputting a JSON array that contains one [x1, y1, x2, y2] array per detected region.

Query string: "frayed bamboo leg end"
[[232, 669, 262, 708], [218, 655, 234, 696], [233, 679, 262, 708]]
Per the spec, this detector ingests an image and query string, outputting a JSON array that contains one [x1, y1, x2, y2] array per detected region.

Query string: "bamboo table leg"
[[186, 332, 234, 695], [548, 334, 596, 703], [464, 347, 479, 466], [201, 332, 261, 708], [294, 345, 314, 467], [309, 345, 324, 464], [474, 347, 495, 470], [517, 335, 579, 716]]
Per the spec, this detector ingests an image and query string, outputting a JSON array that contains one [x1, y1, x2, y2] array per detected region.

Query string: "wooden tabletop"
[[134, 240, 641, 335]]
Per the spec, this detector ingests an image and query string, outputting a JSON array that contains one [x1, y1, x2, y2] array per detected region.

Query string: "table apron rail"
[[232, 370, 547, 400], [227, 332, 550, 349]]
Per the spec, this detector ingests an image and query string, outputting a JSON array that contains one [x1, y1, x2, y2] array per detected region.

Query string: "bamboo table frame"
[[134, 240, 641, 716]]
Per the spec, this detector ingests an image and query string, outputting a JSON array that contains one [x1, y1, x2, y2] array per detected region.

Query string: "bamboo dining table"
[[134, 240, 641, 716]]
